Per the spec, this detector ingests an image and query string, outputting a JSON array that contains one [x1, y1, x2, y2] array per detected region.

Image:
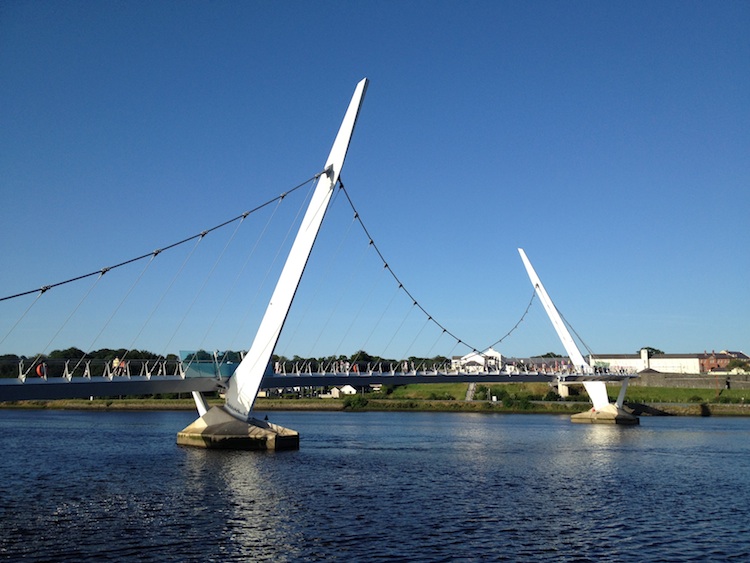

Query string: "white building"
[[320, 384, 358, 399], [589, 349, 749, 374], [451, 347, 503, 373]]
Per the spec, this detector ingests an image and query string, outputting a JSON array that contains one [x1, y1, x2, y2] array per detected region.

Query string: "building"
[[590, 349, 749, 374], [451, 347, 503, 373], [319, 384, 358, 399], [699, 350, 749, 372]]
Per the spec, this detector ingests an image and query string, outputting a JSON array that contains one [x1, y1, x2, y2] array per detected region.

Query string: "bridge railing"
[[0, 358, 189, 382], [273, 360, 458, 376], [0, 357, 640, 384], [269, 360, 638, 378]]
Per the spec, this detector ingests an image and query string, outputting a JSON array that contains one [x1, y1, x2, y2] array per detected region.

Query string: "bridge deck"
[[0, 371, 636, 402]]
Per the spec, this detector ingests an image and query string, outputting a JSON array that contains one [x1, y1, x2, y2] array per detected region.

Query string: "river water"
[[1, 409, 749, 561]]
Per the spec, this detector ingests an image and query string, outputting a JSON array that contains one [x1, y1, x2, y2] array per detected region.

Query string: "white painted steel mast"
[[224, 78, 369, 421], [518, 248, 612, 411]]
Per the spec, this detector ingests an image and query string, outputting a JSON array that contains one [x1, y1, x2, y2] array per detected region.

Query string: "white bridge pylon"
[[518, 248, 633, 419], [222, 78, 369, 421]]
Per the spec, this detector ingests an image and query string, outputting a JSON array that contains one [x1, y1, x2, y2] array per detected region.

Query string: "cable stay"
[[6, 167, 548, 375], [158, 178, 321, 375], [279, 212, 361, 359], [0, 171, 326, 304], [328, 245, 392, 362], [335, 178, 549, 364], [159, 213, 247, 360], [0, 173, 324, 363], [398, 315, 433, 367], [0, 79, 639, 438], [0, 292, 45, 350], [68, 253, 159, 377], [225, 178, 322, 355], [556, 306, 597, 362], [21, 273, 105, 380], [204, 198, 284, 366]]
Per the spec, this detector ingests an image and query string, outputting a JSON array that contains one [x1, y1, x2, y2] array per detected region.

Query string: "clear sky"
[[1, 1, 748, 360]]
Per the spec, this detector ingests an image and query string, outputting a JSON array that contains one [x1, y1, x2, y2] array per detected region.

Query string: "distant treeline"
[[0, 347, 181, 378], [0, 347, 178, 363]]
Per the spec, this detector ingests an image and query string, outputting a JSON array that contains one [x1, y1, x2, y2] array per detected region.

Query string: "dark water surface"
[[1, 410, 749, 561]]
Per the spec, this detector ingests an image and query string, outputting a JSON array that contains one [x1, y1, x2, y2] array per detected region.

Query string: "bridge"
[[0, 78, 638, 447], [0, 355, 634, 402]]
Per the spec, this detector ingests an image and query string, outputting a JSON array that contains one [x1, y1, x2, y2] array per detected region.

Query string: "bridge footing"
[[176, 406, 299, 450], [571, 404, 639, 425]]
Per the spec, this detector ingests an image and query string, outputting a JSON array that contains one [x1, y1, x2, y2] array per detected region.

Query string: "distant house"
[[451, 347, 502, 373], [320, 384, 358, 399], [699, 350, 749, 372]]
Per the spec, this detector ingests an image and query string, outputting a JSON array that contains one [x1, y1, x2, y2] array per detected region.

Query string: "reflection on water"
[[179, 449, 274, 560], [1, 410, 750, 561]]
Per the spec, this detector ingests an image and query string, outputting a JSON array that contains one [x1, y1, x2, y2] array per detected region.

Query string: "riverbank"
[[3, 396, 750, 416], [2, 382, 748, 415]]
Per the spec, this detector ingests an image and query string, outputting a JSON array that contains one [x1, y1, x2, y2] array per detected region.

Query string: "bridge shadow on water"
[[623, 401, 673, 416]]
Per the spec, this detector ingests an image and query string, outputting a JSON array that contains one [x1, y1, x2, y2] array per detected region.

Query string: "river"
[[1, 409, 749, 561]]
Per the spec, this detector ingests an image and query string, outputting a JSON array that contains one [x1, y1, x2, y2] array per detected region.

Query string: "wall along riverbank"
[[2, 381, 750, 416]]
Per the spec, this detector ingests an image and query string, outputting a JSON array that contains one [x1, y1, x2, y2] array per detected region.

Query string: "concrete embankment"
[[626, 402, 750, 417], [630, 372, 750, 390], [3, 380, 750, 417], [4, 397, 750, 416]]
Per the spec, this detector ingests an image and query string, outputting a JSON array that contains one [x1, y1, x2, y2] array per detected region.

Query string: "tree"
[[48, 347, 86, 359], [351, 350, 375, 363], [184, 350, 212, 362], [640, 347, 664, 357]]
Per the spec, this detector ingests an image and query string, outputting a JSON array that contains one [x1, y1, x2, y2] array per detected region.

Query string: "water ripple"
[[2, 411, 750, 561]]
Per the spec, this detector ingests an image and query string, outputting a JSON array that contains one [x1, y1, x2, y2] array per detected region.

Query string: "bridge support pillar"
[[557, 381, 570, 398], [570, 404, 639, 425], [176, 406, 299, 450]]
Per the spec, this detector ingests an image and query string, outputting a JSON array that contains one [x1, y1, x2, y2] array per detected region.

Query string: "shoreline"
[[2, 397, 750, 417]]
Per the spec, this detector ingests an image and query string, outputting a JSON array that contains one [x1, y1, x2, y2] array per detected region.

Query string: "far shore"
[[2, 396, 750, 417]]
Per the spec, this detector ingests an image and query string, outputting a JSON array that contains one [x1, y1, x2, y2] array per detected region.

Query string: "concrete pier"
[[570, 404, 640, 425], [176, 406, 299, 450]]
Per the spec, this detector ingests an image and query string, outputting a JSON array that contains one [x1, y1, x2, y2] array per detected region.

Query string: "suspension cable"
[[5, 169, 554, 364], [70, 253, 159, 375], [339, 178, 485, 357], [130, 236, 206, 363], [484, 291, 537, 350], [22, 273, 105, 378], [161, 213, 248, 367], [337, 178, 552, 362], [213, 197, 285, 365], [398, 315, 432, 363], [0, 171, 326, 303], [346, 280, 403, 368]]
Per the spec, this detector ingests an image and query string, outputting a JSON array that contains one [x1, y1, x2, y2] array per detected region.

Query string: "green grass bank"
[[3, 382, 750, 416]]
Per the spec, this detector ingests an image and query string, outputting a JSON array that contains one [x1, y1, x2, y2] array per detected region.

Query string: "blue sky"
[[1, 1, 748, 360]]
